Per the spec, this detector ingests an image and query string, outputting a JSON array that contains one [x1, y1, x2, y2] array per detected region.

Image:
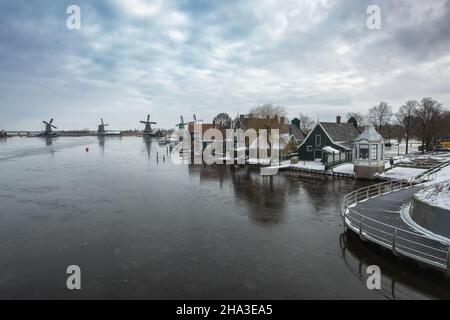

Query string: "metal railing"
[[341, 180, 450, 273], [414, 159, 450, 182]]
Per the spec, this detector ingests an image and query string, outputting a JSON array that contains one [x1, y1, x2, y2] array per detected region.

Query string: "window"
[[307, 145, 313, 152], [371, 144, 378, 160], [315, 135, 321, 146], [359, 144, 369, 160]]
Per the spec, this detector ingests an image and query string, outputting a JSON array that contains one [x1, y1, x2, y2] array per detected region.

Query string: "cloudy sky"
[[1, 0, 449, 130]]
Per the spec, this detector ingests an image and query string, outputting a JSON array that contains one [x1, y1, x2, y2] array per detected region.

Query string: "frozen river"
[[0, 137, 449, 299]]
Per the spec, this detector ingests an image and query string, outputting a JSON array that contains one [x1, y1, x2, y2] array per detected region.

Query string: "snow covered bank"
[[404, 181, 450, 240], [415, 181, 450, 210], [430, 162, 450, 184], [332, 163, 354, 174], [377, 167, 426, 181], [290, 160, 325, 171]]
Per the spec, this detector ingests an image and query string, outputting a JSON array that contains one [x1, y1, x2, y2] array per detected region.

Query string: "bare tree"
[[384, 123, 404, 143], [367, 102, 393, 135], [298, 113, 315, 135], [249, 103, 287, 119], [396, 100, 418, 154], [415, 97, 442, 153], [213, 113, 232, 129], [436, 110, 450, 138]]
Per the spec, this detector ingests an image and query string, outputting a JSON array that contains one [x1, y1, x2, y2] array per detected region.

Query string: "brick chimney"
[[336, 115, 341, 124]]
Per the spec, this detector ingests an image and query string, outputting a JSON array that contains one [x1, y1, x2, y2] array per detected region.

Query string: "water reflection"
[[340, 231, 450, 300], [98, 136, 105, 153], [3, 137, 448, 299], [187, 165, 304, 224], [230, 167, 293, 224], [143, 137, 151, 159], [45, 137, 53, 146]]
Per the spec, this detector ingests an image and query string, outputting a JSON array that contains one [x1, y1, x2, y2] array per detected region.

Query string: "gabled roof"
[[298, 121, 359, 151], [288, 124, 305, 142], [319, 122, 360, 142], [249, 133, 295, 150]]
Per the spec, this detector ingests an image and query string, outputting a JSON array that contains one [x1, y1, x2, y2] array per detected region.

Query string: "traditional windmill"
[[42, 118, 57, 136], [140, 114, 157, 137], [175, 115, 188, 130], [98, 118, 109, 135], [193, 114, 203, 123]]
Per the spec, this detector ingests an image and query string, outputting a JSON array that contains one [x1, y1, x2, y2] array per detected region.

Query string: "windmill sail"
[[141, 114, 157, 137]]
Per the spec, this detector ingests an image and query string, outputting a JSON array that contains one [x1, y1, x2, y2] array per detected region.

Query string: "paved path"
[[345, 186, 449, 271]]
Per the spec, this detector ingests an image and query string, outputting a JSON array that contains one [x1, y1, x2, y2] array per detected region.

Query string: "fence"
[[341, 180, 450, 273]]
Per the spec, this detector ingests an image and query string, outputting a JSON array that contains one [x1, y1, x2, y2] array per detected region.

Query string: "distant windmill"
[[175, 115, 188, 130], [193, 114, 203, 123], [98, 118, 109, 135], [42, 118, 57, 136], [140, 114, 157, 137]]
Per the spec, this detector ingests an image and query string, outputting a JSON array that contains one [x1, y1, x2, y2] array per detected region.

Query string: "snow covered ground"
[[415, 182, 450, 210], [332, 163, 354, 174], [378, 167, 427, 181], [290, 160, 325, 170], [333, 161, 393, 174], [427, 162, 450, 184], [248, 158, 271, 165], [384, 140, 422, 156]]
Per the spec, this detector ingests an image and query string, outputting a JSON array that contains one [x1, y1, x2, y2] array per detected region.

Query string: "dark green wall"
[[298, 125, 349, 161]]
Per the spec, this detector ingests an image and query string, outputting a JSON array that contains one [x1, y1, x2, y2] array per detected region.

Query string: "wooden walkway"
[[343, 182, 450, 272]]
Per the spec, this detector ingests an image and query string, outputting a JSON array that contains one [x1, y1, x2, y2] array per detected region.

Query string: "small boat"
[[0, 130, 7, 138]]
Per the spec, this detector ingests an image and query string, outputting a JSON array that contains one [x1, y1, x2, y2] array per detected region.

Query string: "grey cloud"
[[0, 0, 449, 131]]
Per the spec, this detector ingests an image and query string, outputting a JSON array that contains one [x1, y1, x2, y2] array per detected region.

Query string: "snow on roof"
[[249, 134, 292, 149], [323, 146, 339, 154], [357, 125, 383, 142]]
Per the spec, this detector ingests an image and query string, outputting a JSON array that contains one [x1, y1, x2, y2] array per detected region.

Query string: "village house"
[[298, 116, 360, 169], [187, 122, 218, 155], [233, 115, 305, 163], [183, 115, 307, 164]]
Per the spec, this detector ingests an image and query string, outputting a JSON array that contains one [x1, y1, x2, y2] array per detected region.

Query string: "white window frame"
[[359, 143, 369, 160], [306, 145, 313, 152], [371, 144, 378, 161], [315, 135, 321, 146]]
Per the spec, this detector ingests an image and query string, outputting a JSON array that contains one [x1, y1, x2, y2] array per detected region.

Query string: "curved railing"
[[414, 159, 450, 182], [340, 180, 450, 273]]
